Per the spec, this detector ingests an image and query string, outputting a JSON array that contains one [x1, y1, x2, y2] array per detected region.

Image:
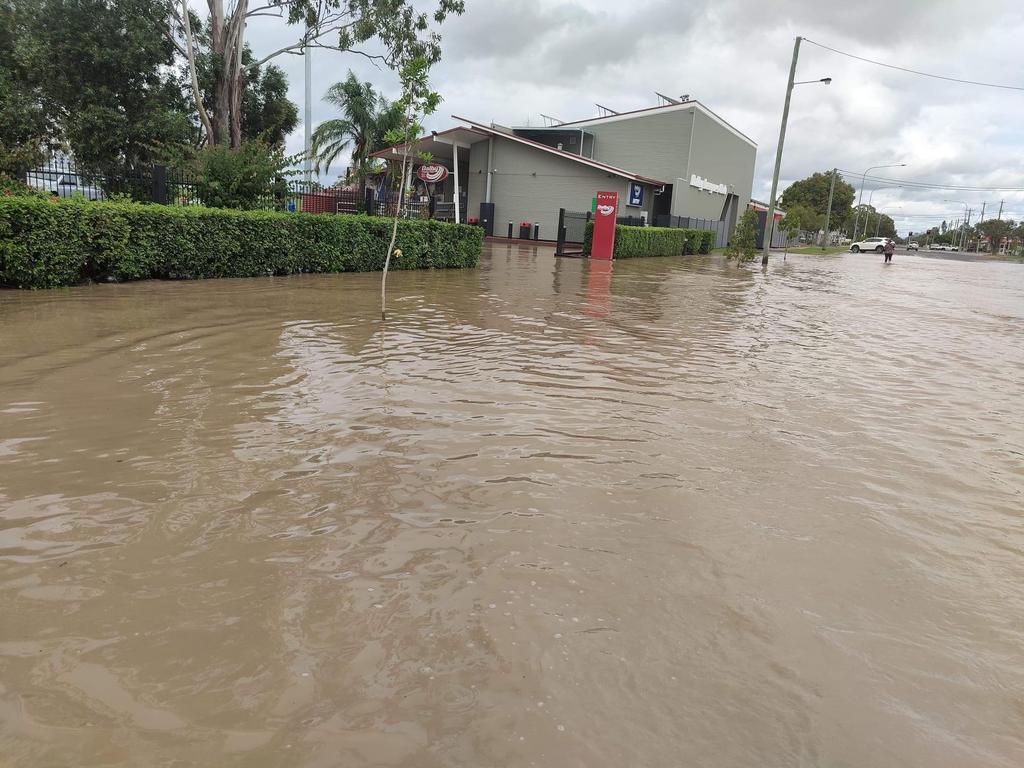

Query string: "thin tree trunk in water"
[[381, 148, 410, 320]]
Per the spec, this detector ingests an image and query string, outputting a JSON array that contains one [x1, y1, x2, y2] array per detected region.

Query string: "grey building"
[[371, 98, 756, 243]]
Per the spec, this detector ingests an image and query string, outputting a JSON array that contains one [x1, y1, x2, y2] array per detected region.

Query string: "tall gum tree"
[[169, 0, 465, 149]]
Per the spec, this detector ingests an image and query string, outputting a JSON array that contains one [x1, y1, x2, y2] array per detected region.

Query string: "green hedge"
[[0, 196, 483, 288], [583, 222, 715, 258]]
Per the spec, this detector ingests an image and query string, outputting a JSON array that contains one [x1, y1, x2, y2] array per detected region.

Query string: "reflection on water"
[[1, 243, 1023, 767]]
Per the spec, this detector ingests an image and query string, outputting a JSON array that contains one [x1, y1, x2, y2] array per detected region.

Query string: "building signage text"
[[689, 174, 728, 195]]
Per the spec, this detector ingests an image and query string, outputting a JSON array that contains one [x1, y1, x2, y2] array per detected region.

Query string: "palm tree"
[[310, 72, 404, 183]]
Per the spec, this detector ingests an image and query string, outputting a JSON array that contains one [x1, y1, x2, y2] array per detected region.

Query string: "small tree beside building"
[[725, 208, 758, 264]]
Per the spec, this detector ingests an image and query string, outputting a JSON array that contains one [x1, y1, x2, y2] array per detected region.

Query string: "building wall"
[[576, 106, 756, 223], [673, 109, 756, 220], [584, 110, 692, 186], [467, 138, 490, 224], [467, 136, 654, 240]]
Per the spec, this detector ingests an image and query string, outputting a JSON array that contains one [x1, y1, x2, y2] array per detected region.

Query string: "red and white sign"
[[590, 191, 618, 260], [416, 164, 449, 183]]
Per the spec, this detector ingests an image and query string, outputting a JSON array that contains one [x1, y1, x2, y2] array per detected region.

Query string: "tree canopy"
[[975, 218, 1016, 251], [779, 170, 855, 221], [170, 0, 466, 149], [8, 0, 193, 174], [311, 71, 404, 180]]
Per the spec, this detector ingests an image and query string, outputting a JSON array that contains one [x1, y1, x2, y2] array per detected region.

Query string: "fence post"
[[507, 221, 513, 239], [151, 164, 168, 205], [556, 208, 566, 254], [533, 223, 539, 240], [364, 188, 375, 215]]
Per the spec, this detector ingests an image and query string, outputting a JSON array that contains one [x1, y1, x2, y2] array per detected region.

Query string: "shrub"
[[192, 140, 290, 210], [725, 208, 759, 264], [0, 196, 483, 288], [584, 222, 700, 258]]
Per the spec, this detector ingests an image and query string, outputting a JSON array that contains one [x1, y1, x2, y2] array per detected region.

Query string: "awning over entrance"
[[369, 126, 487, 165], [369, 127, 485, 224]]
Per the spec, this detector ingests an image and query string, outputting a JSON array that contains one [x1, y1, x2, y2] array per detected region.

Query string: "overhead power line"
[[834, 169, 1024, 193], [803, 38, 1024, 92]]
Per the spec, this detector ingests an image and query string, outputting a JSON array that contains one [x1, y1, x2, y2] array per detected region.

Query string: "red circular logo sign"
[[416, 164, 449, 183]]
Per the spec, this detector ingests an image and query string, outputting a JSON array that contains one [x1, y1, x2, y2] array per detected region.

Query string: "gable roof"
[[557, 101, 757, 149], [450, 115, 668, 186]]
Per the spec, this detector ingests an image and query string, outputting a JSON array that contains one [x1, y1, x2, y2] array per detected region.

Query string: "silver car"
[[24, 170, 106, 200]]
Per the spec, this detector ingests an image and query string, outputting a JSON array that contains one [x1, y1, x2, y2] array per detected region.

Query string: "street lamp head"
[[820, 77, 832, 84]]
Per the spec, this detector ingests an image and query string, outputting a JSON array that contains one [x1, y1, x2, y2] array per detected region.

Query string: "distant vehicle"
[[907, 242, 919, 251], [24, 170, 106, 200], [929, 243, 948, 251], [850, 236, 888, 253]]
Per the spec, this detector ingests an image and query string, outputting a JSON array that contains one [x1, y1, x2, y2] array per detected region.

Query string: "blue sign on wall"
[[627, 181, 644, 208]]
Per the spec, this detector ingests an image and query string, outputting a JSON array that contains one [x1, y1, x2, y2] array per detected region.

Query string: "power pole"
[[974, 202, 985, 252], [822, 168, 837, 249], [997, 200, 1004, 220], [762, 36, 802, 266]]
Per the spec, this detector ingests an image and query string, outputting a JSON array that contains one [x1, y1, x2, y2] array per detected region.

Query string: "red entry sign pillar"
[[590, 191, 619, 260]]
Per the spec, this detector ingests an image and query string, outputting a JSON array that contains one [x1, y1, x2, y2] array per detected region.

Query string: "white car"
[[24, 170, 106, 200], [907, 242, 919, 251], [850, 236, 889, 253]]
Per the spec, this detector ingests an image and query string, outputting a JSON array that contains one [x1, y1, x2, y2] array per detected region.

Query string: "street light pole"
[[762, 36, 802, 267], [852, 163, 906, 241], [304, 34, 313, 184], [944, 199, 969, 251], [760, 40, 832, 265]]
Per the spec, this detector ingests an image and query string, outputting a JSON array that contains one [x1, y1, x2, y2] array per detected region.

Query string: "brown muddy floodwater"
[[1, 244, 1022, 767]]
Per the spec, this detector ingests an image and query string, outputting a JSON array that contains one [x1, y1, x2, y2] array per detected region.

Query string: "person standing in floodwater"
[[884, 239, 895, 263]]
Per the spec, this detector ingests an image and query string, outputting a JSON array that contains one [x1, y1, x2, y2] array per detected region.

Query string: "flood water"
[[2, 244, 1022, 767]]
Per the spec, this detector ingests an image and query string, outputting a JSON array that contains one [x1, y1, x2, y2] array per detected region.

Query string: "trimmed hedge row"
[[0, 196, 484, 289], [583, 222, 716, 258]]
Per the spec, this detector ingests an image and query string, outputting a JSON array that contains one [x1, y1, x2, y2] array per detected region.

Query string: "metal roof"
[[558, 100, 757, 149], [450, 116, 669, 186]]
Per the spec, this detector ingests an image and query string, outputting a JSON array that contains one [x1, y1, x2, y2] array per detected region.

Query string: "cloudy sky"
[[244, 0, 1024, 235]]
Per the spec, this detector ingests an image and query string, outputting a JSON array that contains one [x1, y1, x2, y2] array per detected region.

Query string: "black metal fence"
[[655, 214, 730, 248], [24, 158, 203, 205], [22, 158, 473, 221]]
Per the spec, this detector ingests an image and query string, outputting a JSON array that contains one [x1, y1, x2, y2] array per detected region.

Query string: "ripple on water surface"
[[0, 247, 1022, 767]]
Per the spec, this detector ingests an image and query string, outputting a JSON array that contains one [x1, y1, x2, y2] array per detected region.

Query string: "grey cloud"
[[236, 0, 1024, 231]]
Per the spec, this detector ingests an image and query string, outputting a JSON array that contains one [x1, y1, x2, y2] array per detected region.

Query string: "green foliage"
[[0, 175, 50, 198], [193, 141, 291, 210], [0, 196, 483, 288], [276, 1, 466, 68], [698, 229, 716, 254], [311, 71, 404, 179], [725, 208, 758, 263], [18, 0, 193, 175], [779, 203, 820, 244], [975, 218, 1015, 251], [780, 170, 854, 221], [583, 223, 711, 258], [0, 0, 49, 177]]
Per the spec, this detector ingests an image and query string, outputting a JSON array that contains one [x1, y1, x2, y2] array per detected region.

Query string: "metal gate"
[[555, 208, 592, 255]]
